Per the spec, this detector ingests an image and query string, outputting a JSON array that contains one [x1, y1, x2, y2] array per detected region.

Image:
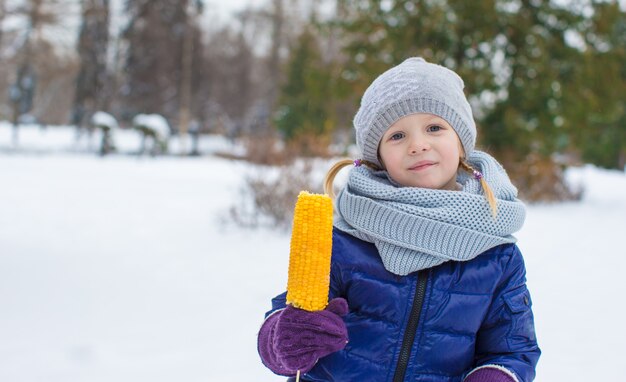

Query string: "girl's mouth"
[[409, 161, 436, 171]]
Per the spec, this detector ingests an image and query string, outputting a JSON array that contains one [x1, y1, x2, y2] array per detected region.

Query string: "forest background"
[[1, 0, 625, 204]]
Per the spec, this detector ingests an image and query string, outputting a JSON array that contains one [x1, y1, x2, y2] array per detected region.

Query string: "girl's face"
[[378, 113, 463, 190]]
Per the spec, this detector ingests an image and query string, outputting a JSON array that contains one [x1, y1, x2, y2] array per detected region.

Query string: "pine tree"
[[572, 1, 626, 169], [274, 27, 334, 148]]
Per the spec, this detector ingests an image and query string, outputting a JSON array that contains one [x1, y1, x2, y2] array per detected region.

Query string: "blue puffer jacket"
[[265, 229, 540, 382]]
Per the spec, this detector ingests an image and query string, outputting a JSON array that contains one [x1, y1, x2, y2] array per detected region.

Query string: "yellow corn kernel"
[[286, 191, 334, 311]]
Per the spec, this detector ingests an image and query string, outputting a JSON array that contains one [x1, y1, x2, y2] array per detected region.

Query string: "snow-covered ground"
[[1, 124, 625, 381]]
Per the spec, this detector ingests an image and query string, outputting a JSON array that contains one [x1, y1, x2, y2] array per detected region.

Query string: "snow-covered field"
[[1, 124, 625, 381]]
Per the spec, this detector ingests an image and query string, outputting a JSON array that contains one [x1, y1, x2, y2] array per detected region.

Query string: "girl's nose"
[[409, 139, 430, 154]]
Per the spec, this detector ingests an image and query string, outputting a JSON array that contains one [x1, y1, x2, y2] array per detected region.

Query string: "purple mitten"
[[465, 366, 517, 382], [258, 298, 349, 376]]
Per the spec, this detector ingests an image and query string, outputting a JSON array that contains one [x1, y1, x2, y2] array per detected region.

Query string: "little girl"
[[258, 57, 540, 382]]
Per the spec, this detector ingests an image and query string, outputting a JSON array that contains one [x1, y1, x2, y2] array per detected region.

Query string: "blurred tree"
[[0, 0, 7, 120], [177, 0, 203, 153], [571, 1, 626, 169], [237, 0, 292, 136], [0, 0, 5, 52], [122, 0, 205, 128], [479, 0, 590, 200], [482, 1, 584, 154], [321, 0, 626, 200], [333, 0, 500, 102], [9, 0, 44, 140], [8, 0, 75, 142], [248, 0, 287, 136], [72, 0, 110, 132], [201, 22, 254, 136], [267, 0, 285, 107], [274, 27, 335, 150]]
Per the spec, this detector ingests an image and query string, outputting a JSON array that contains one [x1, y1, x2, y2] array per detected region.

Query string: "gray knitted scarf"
[[334, 150, 526, 276]]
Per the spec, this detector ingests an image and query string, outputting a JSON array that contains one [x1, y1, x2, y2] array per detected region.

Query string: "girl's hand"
[[258, 298, 349, 375]]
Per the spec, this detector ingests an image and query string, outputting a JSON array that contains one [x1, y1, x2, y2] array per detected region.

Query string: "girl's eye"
[[427, 125, 443, 132], [389, 132, 405, 141]]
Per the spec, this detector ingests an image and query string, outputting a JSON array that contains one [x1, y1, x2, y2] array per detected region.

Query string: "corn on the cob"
[[286, 191, 334, 311]]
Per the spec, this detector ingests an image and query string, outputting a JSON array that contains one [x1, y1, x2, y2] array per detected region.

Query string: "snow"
[[1, 123, 625, 381], [0, 123, 244, 157], [92, 111, 119, 130], [133, 114, 171, 138]]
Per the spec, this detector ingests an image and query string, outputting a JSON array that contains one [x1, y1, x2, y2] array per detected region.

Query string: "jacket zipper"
[[392, 269, 429, 382]]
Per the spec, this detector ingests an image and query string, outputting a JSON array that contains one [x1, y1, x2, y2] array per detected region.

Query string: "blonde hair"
[[324, 159, 380, 199], [324, 157, 498, 218], [459, 159, 498, 217]]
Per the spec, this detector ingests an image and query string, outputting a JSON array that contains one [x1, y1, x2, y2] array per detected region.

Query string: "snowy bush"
[[91, 111, 119, 130], [230, 160, 324, 229], [133, 114, 169, 139], [90, 111, 119, 155], [132, 113, 171, 155]]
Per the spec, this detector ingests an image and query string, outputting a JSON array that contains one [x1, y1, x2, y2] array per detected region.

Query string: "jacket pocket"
[[502, 285, 537, 350], [503, 285, 532, 312]]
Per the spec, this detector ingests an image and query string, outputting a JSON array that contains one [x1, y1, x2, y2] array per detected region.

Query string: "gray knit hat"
[[354, 57, 476, 168]]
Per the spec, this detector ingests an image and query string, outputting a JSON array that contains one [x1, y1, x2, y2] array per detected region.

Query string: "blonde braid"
[[459, 159, 498, 217], [324, 159, 380, 199]]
